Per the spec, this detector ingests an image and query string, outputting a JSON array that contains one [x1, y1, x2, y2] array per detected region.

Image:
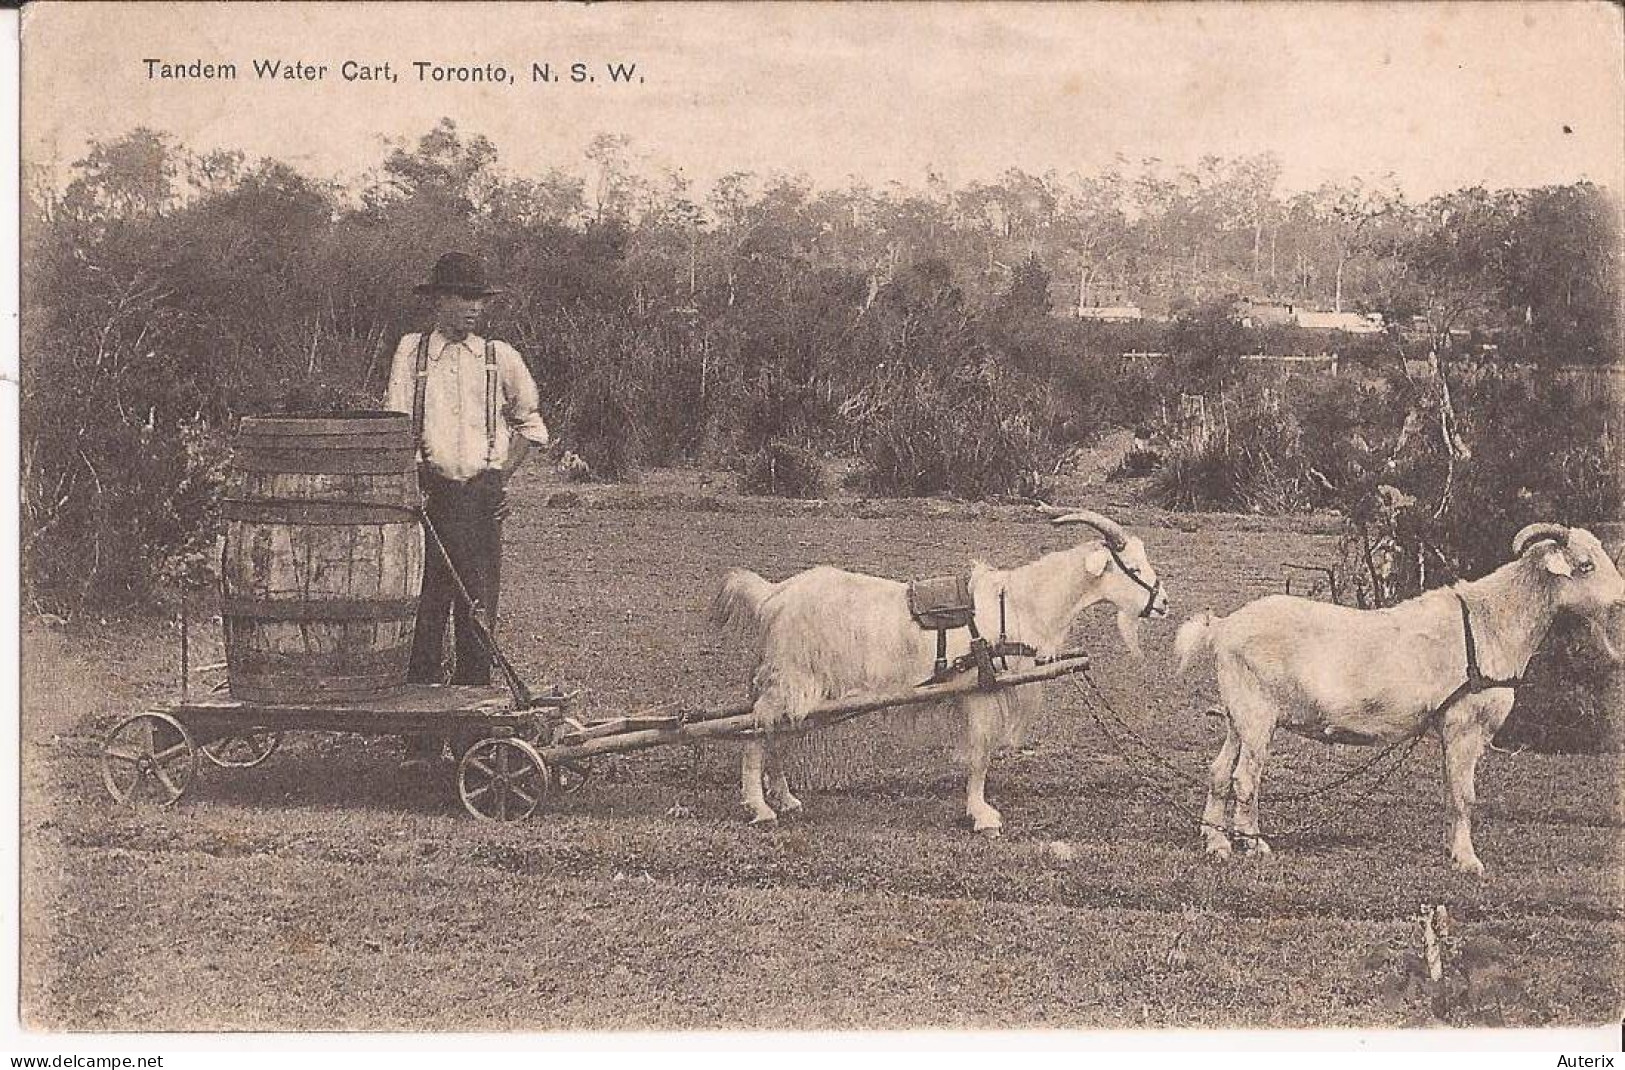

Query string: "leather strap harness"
[[907, 575, 1036, 687], [1105, 542, 1162, 619], [1432, 594, 1521, 722]]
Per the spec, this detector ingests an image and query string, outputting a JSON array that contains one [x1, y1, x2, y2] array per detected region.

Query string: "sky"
[[19, 1, 1625, 201]]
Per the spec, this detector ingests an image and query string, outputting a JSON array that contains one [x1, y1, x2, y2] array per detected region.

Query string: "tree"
[[376, 117, 499, 216], [1501, 183, 1619, 364], [585, 132, 646, 224], [1228, 153, 1284, 284], [1304, 178, 1402, 312], [61, 128, 179, 223], [998, 252, 1053, 319], [1398, 187, 1518, 351]]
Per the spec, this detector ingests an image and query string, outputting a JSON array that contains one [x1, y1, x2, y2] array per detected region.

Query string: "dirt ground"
[[18, 469, 1624, 1031]]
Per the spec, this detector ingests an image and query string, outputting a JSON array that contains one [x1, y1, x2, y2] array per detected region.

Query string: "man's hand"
[[504, 433, 532, 477]]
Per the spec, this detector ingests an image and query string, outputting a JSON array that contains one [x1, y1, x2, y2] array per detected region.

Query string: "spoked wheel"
[[101, 712, 198, 807], [201, 732, 282, 769], [457, 737, 552, 821]]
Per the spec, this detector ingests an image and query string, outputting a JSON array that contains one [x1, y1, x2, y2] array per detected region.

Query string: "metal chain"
[[1263, 735, 1422, 802], [1076, 671, 1420, 800], [1067, 671, 1429, 843], [1076, 682, 1235, 838], [1077, 673, 1206, 788]]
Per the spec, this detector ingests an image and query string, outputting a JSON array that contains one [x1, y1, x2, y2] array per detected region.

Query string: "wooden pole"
[[541, 653, 1091, 763]]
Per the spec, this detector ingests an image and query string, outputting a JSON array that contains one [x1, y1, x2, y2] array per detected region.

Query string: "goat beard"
[[1582, 611, 1623, 665], [1115, 610, 1145, 661]]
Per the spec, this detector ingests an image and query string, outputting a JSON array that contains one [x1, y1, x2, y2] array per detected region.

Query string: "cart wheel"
[[201, 732, 282, 769], [458, 738, 551, 821], [554, 758, 592, 795], [101, 712, 198, 807]]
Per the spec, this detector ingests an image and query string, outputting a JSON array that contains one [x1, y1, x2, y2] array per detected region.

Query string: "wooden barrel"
[[221, 411, 424, 703]]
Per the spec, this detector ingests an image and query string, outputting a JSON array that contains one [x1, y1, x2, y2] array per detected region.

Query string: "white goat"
[[709, 510, 1170, 832], [1176, 523, 1623, 875]]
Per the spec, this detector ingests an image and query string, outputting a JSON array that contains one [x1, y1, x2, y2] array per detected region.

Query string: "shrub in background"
[[738, 439, 830, 499], [858, 361, 1060, 500], [1438, 373, 1621, 752], [561, 364, 645, 482], [1328, 370, 1621, 752], [1151, 386, 1315, 513]]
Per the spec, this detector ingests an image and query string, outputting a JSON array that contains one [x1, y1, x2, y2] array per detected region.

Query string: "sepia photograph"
[[11, 0, 1625, 1046]]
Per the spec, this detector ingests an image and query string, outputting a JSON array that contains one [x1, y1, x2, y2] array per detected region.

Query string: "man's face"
[[434, 293, 487, 338]]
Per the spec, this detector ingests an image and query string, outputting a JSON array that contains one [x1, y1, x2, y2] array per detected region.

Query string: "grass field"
[[19, 471, 1624, 1031]]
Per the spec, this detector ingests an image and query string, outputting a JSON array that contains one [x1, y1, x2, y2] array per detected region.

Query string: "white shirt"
[[385, 330, 550, 481]]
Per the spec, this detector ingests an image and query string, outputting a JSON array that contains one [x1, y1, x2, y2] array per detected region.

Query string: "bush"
[[1150, 371, 1419, 515], [1331, 370, 1622, 751], [1151, 386, 1316, 512], [1509, 616, 1625, 753], [857, 362, 1060, 500], [561, 365, 645, 482], [1441, 374, 1621, 751], [738, 439, 829, 499]]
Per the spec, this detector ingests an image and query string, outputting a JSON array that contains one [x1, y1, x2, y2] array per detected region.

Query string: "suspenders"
[[411, 332, 501, 470], [484, 338, 498, 469], [412, 332, 431, 458]]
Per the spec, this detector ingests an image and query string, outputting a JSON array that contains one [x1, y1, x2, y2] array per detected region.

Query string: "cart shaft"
[[541, 652, 1091, 762]]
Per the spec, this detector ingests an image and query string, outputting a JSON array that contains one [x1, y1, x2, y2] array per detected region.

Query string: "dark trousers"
[[409, 472, 504, 686], [404, 472, 504, 762]]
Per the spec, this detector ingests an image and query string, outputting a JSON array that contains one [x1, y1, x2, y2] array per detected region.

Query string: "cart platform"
[[100, 654, 1094, 823], [161, 685, 570, 738], [99, 682, 578, 820]]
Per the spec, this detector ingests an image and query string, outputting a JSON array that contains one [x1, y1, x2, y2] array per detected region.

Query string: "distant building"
[[1235, 298, 1296, 328], [1294, 309, 1384, 334], [1236, 297, 1384, 333], [1077, 305, 1145, 323]]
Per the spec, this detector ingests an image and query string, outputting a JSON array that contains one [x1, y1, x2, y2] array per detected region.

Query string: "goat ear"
[[1083, 546, 1112, 576], [1541, 546, 1574, 577]]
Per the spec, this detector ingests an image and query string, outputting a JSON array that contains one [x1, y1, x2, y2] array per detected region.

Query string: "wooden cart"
[[103, 412, 1096, 821], [99, 653, 1092, 822]]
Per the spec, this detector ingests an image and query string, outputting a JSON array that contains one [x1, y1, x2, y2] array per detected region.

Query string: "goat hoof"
[[775, 803, 805, 823], [1236, 836, 1271, 856], [1451, 856, 1486, 878], [748, 814, 778, 829], [974, 825, 1003, 840], [1204, 842, 1233, 861]]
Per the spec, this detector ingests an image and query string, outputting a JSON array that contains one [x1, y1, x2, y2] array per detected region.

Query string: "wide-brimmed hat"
[[414, 251, 505, 297]]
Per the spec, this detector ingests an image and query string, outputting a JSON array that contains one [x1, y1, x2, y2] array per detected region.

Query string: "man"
[[385, 251, 551, 766]]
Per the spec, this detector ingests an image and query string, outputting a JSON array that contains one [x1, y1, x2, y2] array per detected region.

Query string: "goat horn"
[[1051, 510, 1129, 551], [1512, 522, 1570, 557]]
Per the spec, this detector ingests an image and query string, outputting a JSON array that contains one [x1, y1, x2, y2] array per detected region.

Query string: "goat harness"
[[1104, 542, 1162, 619], [1431, 594, 1520, 724], [906, 574, 1035, 686]]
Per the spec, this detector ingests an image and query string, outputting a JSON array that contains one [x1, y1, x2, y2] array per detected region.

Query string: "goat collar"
[[1432, 594, 1521, 725], [1103, 542, 1161, 618]]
